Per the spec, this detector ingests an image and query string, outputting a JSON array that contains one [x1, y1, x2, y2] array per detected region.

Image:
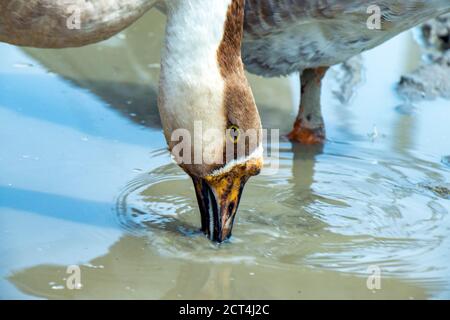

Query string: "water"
[[1, 10, 450, 299]]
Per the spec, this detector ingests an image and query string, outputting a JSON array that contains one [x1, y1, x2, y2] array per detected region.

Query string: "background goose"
[[1, 0, 449, 242]]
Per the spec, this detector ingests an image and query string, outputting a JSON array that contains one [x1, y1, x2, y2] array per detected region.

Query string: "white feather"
[[159, 0, 233, 165]]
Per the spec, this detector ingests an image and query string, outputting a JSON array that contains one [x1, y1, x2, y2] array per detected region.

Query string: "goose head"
[[158, 0, 262, 242]]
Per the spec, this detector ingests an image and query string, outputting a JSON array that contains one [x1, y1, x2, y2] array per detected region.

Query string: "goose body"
[[241, 0, 450, 76], [2, 1, 449, 74], [1, 0, 449, 242]]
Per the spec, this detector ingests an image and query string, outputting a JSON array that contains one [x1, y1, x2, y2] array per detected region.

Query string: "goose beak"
[[191, 159, 262, 243], [192, 174, 248, 243]]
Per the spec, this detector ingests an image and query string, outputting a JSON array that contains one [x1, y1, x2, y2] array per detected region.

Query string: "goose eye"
[[228, 125, 240, 143]]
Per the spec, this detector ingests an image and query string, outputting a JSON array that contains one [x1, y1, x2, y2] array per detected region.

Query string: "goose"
[[1, 0, 449, 242]]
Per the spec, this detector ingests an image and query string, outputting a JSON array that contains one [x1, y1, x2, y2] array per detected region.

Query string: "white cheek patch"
[[209, 145, 264, 177]]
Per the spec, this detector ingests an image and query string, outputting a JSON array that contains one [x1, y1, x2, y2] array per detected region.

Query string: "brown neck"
[[217, 0, 262, 162], [217, 0, 246, 77]]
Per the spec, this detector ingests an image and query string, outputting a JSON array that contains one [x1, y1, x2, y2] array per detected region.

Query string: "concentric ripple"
[[115, 141, 450, 292]]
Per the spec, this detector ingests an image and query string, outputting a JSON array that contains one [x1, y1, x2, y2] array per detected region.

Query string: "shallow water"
[[1, 11, 450, 299]]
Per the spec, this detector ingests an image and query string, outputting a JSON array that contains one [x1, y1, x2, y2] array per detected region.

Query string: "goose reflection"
[[8, 235, 427, 300]]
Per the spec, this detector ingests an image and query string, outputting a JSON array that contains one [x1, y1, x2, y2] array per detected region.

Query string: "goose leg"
[[287, 67, 328, 144]]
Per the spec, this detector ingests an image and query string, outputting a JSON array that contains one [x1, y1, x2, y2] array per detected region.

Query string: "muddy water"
[[1, 11, 450, 299]]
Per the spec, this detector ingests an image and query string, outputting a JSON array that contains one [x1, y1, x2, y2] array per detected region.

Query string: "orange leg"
[[287, 67, 329, 144]]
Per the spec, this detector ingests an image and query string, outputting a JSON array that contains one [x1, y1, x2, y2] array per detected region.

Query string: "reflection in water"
[[9, 235, 427, 299], [1, 10, 450, 299], [112, 140, 450, 290], [290, 143, 324, 201], [21, 11, 166, 131]]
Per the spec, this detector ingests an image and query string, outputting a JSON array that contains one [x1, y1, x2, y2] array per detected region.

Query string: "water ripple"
[[115, 141, 450, 291]]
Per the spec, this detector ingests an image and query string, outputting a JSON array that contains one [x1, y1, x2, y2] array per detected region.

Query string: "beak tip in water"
[[191, 175, 246, 243], [190, 157, 262, 243]]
